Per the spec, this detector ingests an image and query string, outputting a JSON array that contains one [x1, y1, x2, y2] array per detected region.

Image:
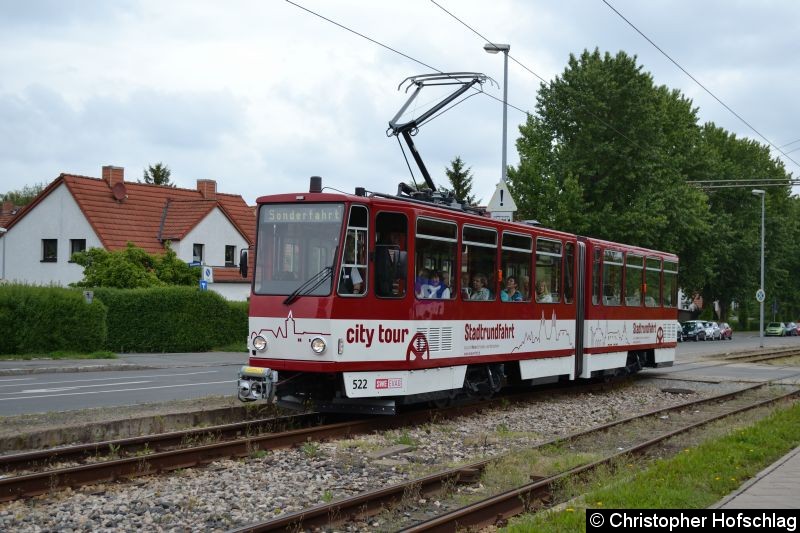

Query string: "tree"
[[444, 156, 478, 205], [1, 183, 46, 206], [141, 162, 175, 187], [507, 48, 712, 290], [695, 124, 795, 321], [71, 242, 199, 288]]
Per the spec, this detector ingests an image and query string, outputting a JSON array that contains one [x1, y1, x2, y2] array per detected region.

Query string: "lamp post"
[[752, 189, 765, 348], [484, 43, 510, 182]]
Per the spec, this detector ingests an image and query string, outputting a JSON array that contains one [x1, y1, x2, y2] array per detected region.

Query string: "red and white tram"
[[236, 177, 679, 414]]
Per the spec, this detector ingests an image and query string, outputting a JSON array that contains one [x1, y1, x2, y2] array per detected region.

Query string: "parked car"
[[676, 321, 684, 342], [704, 321, 722, 341], [784, 322, 798, 336], [796, 322, 800, 336], [718, 322, 733, 340], [682, 321, 707, 341], [765, 322, 785, 336]]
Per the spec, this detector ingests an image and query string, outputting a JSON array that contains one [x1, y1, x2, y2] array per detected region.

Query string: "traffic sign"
[[756, 289, 765, 303], [199, 280, 208, 291]]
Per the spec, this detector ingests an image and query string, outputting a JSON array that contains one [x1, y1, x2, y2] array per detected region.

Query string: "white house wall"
[[2, 184, 101, 285], [179, 208, 249, 267], [210, 282, 251, 301], [180, 207, 251, 301]]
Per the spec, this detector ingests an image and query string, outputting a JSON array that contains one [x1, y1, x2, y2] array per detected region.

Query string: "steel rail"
[[229, 382, 783, 532], [0, 376, 631, 476], [400, 389, 800, 532], [0, 412, 322, 471], [0, 388, 580, 502]]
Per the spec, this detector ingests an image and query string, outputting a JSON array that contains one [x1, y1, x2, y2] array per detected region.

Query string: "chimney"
[[102, 166, 124, 188], [197, 179, 217, 200]]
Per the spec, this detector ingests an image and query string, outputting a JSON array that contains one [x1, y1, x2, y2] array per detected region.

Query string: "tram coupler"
[[237, 366, 277, 403]]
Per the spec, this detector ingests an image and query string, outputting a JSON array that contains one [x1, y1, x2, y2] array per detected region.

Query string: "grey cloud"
[[0, 85, 248, 172]]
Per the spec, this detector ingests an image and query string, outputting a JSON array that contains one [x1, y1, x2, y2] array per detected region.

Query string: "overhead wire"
[[429, 0, 647, 153], [431, 0, 796, 190], [284, 0, 530, 116], [286, 0, 791, 191], [601, 0, 800, 173]]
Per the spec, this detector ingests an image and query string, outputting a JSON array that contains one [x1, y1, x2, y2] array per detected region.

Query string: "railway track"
[[229, 382, 799, 532], [0, 348, 791, 509], [0, 384, 618, 502], [720, 347, 800, 363]]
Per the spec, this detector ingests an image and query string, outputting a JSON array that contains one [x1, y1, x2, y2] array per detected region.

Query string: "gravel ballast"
[[0, 381, 720, 532]]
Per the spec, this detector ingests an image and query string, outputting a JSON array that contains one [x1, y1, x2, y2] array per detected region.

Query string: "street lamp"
[[752, 189, 765, 348], [484, 43, 510, 182]]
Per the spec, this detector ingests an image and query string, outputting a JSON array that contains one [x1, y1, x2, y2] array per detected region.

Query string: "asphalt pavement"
[[0, 352, 247, 416]]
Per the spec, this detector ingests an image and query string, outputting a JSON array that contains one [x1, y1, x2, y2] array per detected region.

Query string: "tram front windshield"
[[254, 203, 344, 295]]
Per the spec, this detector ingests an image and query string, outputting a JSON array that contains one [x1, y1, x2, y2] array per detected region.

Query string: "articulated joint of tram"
[[237, 366, 277, 402]]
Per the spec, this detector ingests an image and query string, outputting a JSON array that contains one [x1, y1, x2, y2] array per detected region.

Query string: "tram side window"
[[592, 249, 601, 305], [663, 260, 678, 307], [535, 238, 562, 304], [338, 205, 368, 296], [625, 254, 643, 306], [501, 232, 532, 302], [462, 225, 497, 301], [375, 212, 408, 298], [602, 250, 623, 306], [415, 217, 457, 300], [564, 242, 575, 304], [645, 257, 662, 307]]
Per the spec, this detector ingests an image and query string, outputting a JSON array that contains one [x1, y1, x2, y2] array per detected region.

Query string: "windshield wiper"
[[283, 266, 333, 306], [283, 245, 339, 306]]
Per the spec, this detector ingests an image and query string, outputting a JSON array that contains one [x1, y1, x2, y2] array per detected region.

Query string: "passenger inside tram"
[[536, 280, 553, 303], [468, 273, 491, 301], [501, 276, 523, 302]]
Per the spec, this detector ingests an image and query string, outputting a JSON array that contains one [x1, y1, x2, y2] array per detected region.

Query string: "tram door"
[[374, 212, 408, 298], [575, 240, 586, 378]]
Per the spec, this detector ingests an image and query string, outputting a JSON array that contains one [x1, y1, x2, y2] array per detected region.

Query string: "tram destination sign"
[[262, 204, 343, 223]]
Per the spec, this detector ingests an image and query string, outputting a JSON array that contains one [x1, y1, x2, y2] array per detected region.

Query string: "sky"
[[1, 0, 798, 205]]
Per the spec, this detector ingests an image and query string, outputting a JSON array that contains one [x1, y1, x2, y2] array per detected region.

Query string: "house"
[[0, 166, 254, 301]]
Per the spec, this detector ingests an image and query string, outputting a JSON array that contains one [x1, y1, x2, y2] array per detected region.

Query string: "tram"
[[236, 176, 679, 414], [236, 72, 678, 414]]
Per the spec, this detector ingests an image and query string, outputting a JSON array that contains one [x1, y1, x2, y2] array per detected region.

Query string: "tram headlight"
[[310, 337, 327, 354], [252, 336, 268, 352]]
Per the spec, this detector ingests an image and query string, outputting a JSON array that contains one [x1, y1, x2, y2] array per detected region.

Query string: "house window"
[[42, 239, 57, 262], [225, 245, 236, 267], [193, 243, 204, 263], [69, 239, 86, 261]]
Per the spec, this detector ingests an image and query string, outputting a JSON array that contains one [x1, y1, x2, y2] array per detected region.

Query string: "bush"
[[0, 285, 107, 354], [93, 287, 247, 352]]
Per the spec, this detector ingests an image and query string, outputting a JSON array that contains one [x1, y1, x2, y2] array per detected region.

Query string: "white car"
[[704, 321, 721, 341]]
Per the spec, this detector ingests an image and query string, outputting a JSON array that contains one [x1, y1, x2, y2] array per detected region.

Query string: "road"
[[0, 335, 798, 417], [0, 352, 246, 416]]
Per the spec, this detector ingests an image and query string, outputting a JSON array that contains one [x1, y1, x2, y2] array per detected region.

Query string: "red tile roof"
[[0, 203, 21, 228], [159, 199, 217, 241], [213, 266, 249, 283], [6, 174, 255, 257]]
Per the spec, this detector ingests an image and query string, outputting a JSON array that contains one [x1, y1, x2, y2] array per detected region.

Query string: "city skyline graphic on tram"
[[588, 321, 634, 347], [511, 311, 575, 353], [251, 312, 331, 342]]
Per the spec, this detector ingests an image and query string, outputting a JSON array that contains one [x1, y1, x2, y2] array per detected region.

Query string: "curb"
[[709, 446, 800, 509]]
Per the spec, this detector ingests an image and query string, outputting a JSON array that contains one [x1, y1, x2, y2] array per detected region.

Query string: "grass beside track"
[[0, 350, 117, 360], [0, 343, 246, 359], [506, 401, 800, 532]]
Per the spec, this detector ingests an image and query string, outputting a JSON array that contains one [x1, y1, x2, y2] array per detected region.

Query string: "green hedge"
[[0, 285, 108, 354], [93, 286, 247, 352]]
